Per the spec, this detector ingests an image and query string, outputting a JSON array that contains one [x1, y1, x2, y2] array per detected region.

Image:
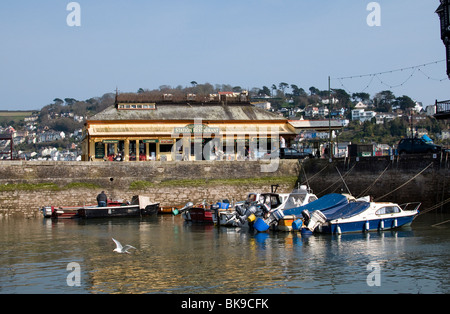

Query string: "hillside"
[[0, 84, 449, 160]]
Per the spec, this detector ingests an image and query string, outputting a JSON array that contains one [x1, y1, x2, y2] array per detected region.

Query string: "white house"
[[352, 109, 376, 122]]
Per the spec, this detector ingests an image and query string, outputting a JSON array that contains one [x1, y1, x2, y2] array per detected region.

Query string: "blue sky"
[[0, 0, 448, 110]]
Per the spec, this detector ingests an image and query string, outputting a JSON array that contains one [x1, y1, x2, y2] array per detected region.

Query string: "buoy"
[[365, 220, 370, 232], [247, 214, 256, 223]]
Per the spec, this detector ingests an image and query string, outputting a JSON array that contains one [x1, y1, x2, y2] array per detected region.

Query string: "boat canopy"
[[283, 193, 348, 216], [323, 201, 371, 221]]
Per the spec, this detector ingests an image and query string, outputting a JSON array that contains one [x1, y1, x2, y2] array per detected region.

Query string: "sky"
[[0, 0, 449, 111]]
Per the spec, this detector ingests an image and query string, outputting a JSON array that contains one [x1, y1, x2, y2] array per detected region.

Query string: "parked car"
[[264, 147, 312, 159], [397, 138, 442, 155]]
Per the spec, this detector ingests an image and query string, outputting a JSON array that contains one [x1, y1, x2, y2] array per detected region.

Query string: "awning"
[[89, 123, 296, 137]]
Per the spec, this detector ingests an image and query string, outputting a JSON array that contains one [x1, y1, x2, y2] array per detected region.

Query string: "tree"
[[53, 98, 64, 105], [352, 92, 370, 103], [309, 86, 319, 96], [260, 86, 271, 97], [374, 90, 395, 112], [394, 95, 415, 111], [271, 84, 277, 97], [278, 82, 289, 94], [332, 89, 351, 108], [64, 98, 77, 106]]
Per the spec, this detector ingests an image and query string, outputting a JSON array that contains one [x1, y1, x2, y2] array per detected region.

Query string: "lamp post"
[[436, 0, 450, 79]]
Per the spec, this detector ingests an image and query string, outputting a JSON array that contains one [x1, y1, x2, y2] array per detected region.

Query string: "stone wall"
[[1, 154, 449, 218], [0, 159, 300, 218], [300, 154, 450, 213]]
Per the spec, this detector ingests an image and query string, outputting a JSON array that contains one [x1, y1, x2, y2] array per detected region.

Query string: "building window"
[[117, 103, 156, 110]]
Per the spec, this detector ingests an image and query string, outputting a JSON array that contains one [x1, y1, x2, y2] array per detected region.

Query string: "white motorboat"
[[304, 201, 421, 234]]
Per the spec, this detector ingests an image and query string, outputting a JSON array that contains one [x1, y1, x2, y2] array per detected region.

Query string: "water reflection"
[[0, 214, 449, 294]]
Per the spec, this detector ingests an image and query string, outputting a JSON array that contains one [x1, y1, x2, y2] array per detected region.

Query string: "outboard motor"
[[172, 201, 194, 216], [267, 208, 284, 226], [235, 203, 247, 217], [306, 210, 327, 232], [301, 209, 311, 225], [240, 205, 257, 224], [42, 206, 53, 218]]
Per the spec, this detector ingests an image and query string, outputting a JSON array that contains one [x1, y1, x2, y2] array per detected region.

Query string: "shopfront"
[[82, 95, 296, 162]]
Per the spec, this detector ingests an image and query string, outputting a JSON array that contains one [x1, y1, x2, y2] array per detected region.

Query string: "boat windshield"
[[283, 195, 307, 210], [376, 206, 400, 215], [260, 194, 283, 209]]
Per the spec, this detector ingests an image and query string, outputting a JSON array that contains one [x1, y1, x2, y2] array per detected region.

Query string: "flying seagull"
[[112, 238, 136, 254]]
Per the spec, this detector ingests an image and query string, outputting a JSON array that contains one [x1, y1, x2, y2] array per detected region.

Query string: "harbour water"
[[0, 212, 449, 294]]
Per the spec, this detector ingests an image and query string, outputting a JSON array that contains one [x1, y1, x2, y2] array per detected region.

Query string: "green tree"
[[260, 86, 271, 97], [394, 95, 415, 111]]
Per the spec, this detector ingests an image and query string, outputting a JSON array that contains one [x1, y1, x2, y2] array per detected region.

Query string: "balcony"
[[435, 99, 450, 120]]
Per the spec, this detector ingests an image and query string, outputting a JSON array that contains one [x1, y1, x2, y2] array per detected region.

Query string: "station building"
[[81, 92, 297, 162]]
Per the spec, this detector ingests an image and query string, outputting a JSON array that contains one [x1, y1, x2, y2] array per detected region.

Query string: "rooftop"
[[88, 93, 286, 122]]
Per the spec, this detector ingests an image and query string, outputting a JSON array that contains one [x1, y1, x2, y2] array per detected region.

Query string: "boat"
[[273, 186, 319, 231], [78, 203, 141, 218], [41, 195, 159, 219], [303, 201, 421, 234], [219, 185, 319, 231], [175, 201, 219, 223], [79, 195, 159, 219]]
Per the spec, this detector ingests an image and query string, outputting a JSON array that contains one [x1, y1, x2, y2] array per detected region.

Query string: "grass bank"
[[130, 176, 298, 190]]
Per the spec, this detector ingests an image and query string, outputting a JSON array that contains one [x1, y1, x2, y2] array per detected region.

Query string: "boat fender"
[[365, 220, 370, 232], [336, 225, 342, 235], [393, 218, 398, 228], [379, 219, 384, 231], [292, 219, 303, 231], [254, 218, 270, 232]]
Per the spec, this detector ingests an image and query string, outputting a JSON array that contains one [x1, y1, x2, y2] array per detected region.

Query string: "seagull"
[[112, 238, 136, 254]]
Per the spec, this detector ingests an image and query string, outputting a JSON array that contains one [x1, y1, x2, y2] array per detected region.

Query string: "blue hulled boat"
[[305, 201, 421, 234]]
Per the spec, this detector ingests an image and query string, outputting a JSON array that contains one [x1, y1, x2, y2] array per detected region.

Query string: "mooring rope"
[[300, 163, 329, 185], [357, 163, 391, 198], [419, 197, 450, 216], [317, 162, 357, 196], [374, 162, 434, 202]]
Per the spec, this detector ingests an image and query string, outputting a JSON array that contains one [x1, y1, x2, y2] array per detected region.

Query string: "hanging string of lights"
[[333, 59, 447, 95]]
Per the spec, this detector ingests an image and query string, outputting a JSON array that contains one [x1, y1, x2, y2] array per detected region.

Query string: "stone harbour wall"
[[0, 154, 449, 218], [300, 154, 450, 213], [0, 159, 300, 218]]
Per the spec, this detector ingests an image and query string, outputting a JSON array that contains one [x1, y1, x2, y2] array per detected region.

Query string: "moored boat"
[[174, 201, 219, 223], [41, 195, 159, 219], [303, 201, 421, 234], [78, 204, 141, 218], [218, 185, 317, 230]]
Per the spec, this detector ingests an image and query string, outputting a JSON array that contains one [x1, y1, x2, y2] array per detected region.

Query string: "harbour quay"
[[0, 154, 448, 218]]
